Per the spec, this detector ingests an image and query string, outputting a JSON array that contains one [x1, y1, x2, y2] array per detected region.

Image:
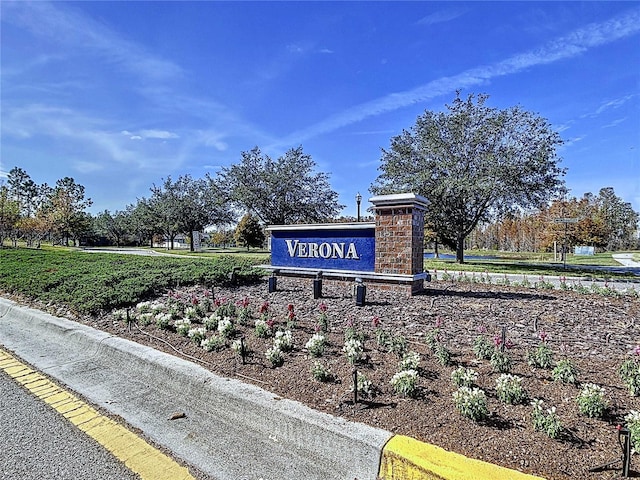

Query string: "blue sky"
[[1, 1, 639, 218]]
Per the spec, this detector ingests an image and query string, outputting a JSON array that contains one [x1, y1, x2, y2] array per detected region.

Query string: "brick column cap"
[[369, 193, 429, 210]]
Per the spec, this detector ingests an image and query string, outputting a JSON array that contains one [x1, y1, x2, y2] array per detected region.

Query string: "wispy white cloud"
[[555, 121, 574, 133], [416, 8, 468, 27], [274, 7, 640, 148], [2, 1, 183, 82], [561, 135, 587, 148], [3, 1, 276, 159], [120, 129, 178, 140], [74, 161, 104, 173], [1, 104, 184, 172], [592, 94, 638, 116], [196, 130, 228, 151], [139, 129, 179, 140], [602, 117, 628, 129]]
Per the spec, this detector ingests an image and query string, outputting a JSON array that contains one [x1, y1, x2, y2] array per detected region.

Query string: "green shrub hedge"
[[0, 248, 264, 314]]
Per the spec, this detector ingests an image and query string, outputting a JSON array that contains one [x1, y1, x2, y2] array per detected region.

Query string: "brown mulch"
[[6, 277, 640, 480]]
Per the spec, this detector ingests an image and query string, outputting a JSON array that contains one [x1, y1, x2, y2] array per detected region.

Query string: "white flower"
[[188, 327, 206, 338], [274, 329, 293, 351], [399, 351, 420, 370], [174, 318, 191, 335], [136, 301, 152, 312], [184, 306, 197, 318], [343, 338, 363, 364], [218, 317, 234, 336], [231, 339, 243, 354], [305, 333, 325, 349]]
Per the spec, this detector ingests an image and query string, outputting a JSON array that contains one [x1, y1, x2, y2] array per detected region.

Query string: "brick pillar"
[[370, 193, 428, 293]]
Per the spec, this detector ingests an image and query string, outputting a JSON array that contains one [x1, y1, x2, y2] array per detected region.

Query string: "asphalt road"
[[0, 373, 139, 480]]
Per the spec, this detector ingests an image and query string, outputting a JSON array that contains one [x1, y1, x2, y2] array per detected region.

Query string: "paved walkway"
[[613, 253, 640, 267]]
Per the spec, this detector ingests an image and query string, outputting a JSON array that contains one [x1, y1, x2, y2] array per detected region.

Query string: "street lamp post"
[[356, 192, 362, 222]]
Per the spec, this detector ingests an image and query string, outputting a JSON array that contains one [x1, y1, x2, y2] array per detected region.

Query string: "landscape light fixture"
[[356, 192, 362, 222]]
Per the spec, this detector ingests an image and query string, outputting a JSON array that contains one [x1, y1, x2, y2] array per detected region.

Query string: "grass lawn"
[[0, 247, 265, 314], [424, 249, 636, 279]]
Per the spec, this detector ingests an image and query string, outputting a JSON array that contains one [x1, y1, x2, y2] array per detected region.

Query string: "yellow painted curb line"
[[0, 348, 195, 480], [379, 435, 546, 480]]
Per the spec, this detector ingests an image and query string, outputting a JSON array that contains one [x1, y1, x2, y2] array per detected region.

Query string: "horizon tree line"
[[2, 93, 638, 257]]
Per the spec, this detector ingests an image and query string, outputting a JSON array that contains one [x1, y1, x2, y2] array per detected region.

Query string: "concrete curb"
[[0, 297, 545, 480]]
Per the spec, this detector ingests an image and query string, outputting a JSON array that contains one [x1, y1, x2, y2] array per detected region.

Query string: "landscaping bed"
[[5, 277, 640, 479]]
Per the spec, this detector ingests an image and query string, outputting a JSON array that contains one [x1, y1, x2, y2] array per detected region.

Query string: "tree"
[[126, 200, 158, 247], [234, 213, 265, 251], [94, 210, 130, 246], [0, 185, 20, 246], [371, 93, 565, 263], [7, 167, 38, 217], [46, 177, 93, 246], [149, 175, 233, 251], [210, 228, 234, 248], [220, 146, 344, 225], [595, 187, 638, 251]]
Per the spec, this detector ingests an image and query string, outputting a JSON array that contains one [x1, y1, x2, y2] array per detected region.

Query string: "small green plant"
[[174, 318, 191, 336], [344, 319, 366, 343], [136, 301, 153, 314], [625, 410, 640, 453], [184, 306, 200, 321], [472, 335, 494, 360], [388, 335, 408, 358], [311, 361, 332, 382], [236, 297, 251, 325], [496, 374, 526, 404], [155, 312, 171, 330], [527, 343, 554, 369], [351, 372, 373, 398], [265, 345, 284, 367], [317, 303, 329, 333], [137, 312, 153, 326], [451, 366, 478, 388], [531, 399, 562, 439], [187, 326, 207, 345], [215, 298, 236, 318], [576, 383, 607, 418], [399, 351, 420, 371], [305, 333, 326, 357], [343, 338, 364, 365], [619, 347, 640, 396], [552, 359, 579, 384], [286, 303, 297, 329], [453, 387, 489, 421], [435, 343, 452, 366], [490, 350, 512, 373], [527, 330, 554, 369], [254, 319, 272, 338], [375, 328, 391, 349], [204, 313, 220, 330], [390, 369, 418, 397], [217, 317, 235, 338], [426, 326, 441, 352], [201, 335, 225, 352], [231, 339, 245, 357], [274, 329, 294, 352]]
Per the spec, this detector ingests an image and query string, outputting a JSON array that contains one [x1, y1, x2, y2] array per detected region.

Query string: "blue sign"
[[270, 225, 375, 272]]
